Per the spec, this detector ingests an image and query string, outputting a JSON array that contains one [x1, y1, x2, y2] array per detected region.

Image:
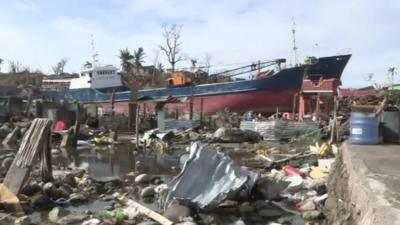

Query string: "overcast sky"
[[0, 0, 399, 87]]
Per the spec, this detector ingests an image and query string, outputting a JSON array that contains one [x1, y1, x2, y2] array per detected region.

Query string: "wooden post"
[[135, 104, 140, 148], [299, 94, 305, 121], [189, 85, 194, 120], [111, 89, 116, 116], [40, 131, 53, 182], [200, 98, 204, 125], [315, 94, 321, 121], [72, 103, 80, 147], [330, 96, 338, 144], [128, 103, 137, 131], [292, 93, 298, 120], [60, 127, 74, 148]]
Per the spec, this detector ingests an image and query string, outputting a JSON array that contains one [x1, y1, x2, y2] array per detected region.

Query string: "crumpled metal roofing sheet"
[[160, 142, 258, 210]]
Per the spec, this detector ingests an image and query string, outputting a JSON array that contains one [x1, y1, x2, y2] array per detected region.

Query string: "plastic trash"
[[297, 199, 316, 211], [99, 210, 125, 222], [284, 165, 305, 177], [123, 206, 140, 219], [284, 175, 303, 193]]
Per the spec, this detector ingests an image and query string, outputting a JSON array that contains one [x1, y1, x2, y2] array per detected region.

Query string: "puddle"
[[53, 142, 181, 178], [0, 140, 183, 224]]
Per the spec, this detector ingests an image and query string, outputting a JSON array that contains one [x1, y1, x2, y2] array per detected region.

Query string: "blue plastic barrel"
[[349, 112, 380, 144]]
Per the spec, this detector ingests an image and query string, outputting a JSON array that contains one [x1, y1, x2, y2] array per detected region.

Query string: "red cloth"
[[54, 120, 66, 131]]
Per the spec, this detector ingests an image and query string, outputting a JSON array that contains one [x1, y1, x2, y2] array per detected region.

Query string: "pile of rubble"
[[338, 93, 385, 117], [0, 115, 341, 225]]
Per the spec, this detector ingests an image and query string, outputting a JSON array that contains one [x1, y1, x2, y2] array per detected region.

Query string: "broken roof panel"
[[159, 142, 258, 210]]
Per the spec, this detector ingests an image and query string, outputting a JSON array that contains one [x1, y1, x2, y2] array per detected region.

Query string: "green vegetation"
[[0, 72, 44, 87]]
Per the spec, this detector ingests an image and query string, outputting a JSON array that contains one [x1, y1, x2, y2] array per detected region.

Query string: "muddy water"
[[2, 140, 318, 225], [54, 142, 181, 177], [9, 140, 183, 224]]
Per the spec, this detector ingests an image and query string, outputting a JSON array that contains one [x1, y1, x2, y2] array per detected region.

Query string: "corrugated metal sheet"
[[164, 119, 200, 130], [159, 142, 258, 210]]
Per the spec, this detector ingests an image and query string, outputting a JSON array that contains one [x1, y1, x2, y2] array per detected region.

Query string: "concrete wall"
[[327, 143, 400, 225]]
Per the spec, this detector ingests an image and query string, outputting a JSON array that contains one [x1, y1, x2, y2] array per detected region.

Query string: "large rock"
[[31, 193, 50, 207], [48, 207, 70, 223], [58, 184, 73, 198], [302, 210, 324, 220], [0, 124, 11, 139], [43, 182, 58, 198], [69, 192, 89, 203], [134, 173, 153, 184], [179, 216, 196, 223], [1, 157, 14, 171], [21, 182, 41, 196], [81, 218, 101, 225], [189, 131, 200, 141], [258, 208, 283, 219], [176, 222, 197, 225], [140, 186, 156, 198], [14, 216, 30, 225], [136, 222, 159, 225], [63, 173, 76, 187], [163, 203, 192, 222], [324, 196, 337, 211], [57, 214, 87, 225], [239, 202, 255, 213]]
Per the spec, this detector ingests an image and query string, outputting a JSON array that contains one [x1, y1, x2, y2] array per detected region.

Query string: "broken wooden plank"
[[60, 127, 75, 148], [14, 119, 52, 167], [114, 193, 173, 225], [2, 164, 29, 195], [3, 118, 53, 195], [1, 126, 20, 146]]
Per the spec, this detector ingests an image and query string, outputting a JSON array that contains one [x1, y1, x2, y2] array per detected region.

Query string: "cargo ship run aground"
[[43, 54, 351, 115]]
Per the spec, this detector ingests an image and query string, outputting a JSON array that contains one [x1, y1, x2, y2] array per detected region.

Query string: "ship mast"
[[291, 19, 298, 65], [90, 34, 99, 66]]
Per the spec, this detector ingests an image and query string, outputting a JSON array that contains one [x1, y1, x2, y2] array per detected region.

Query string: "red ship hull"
[[91, 87, 299, 116]]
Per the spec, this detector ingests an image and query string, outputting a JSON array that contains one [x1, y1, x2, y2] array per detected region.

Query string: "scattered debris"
[[240, 120, 319, 141]]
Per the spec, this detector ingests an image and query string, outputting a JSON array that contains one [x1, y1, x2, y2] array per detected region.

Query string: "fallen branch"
[[113, 193, 173, 225]]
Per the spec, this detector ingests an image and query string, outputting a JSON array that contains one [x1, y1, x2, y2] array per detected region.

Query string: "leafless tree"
[[151, 49, 161, 86], [387, 67, 397, 85], [0, 58, 3, 72], [365, 73, 380, 89], [190, 58, 197, 72], [52, 58, 68, 75], [160, 24, 183, 72], [157, 63, 164, 72], [202, 54, 212, 74], [9, 60, 21, 74]]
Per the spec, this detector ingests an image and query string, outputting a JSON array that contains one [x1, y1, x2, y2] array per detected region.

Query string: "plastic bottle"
[[99, 210, 113, 219], [99, 210, 125, 222], [296, 200, 316, 211], [114, 210, 125, 223], [284, 165, 305, 177]]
